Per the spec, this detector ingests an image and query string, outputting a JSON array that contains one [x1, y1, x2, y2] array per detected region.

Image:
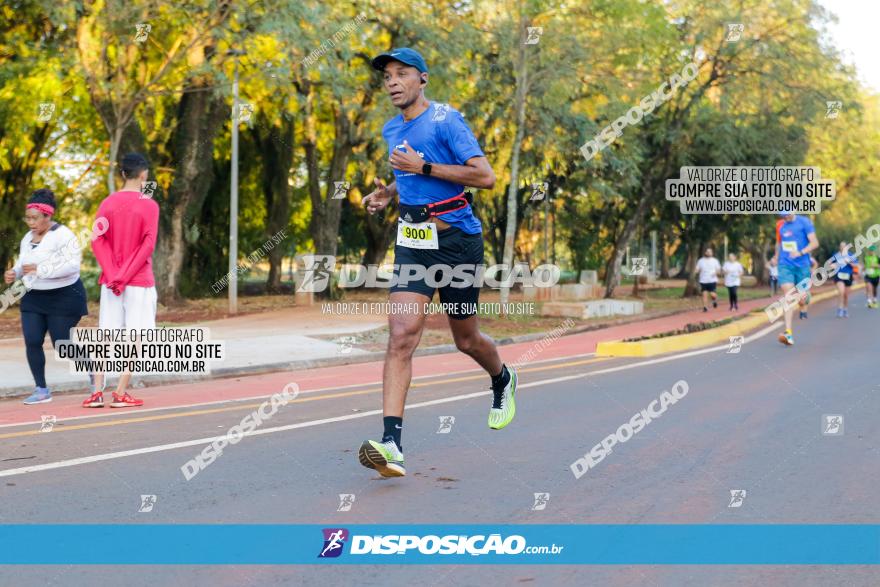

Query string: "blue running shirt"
[[383, 102, 484, 234], [778, 216, 815, 268]]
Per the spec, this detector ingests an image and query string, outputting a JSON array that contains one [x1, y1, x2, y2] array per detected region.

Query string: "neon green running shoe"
[[488, 367, 517, 430], [358, 439, 405, 477]]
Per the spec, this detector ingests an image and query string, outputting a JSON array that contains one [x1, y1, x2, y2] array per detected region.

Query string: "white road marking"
[[0, 375, 586, 478], [0, 325, 785, 478], [0, 353, 596, 430]]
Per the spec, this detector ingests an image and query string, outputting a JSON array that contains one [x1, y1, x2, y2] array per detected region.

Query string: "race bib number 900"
[[397, 220, 439, 249]]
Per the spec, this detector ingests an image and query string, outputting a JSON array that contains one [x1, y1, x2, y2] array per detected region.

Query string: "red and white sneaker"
[[82, 391, 104, 408], [110, 392, 144, 408]]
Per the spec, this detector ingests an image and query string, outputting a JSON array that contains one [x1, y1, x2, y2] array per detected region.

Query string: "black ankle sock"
[[491, 364, 509, 388], [491, 365, 510, 409], [382, 416, 402, 449]]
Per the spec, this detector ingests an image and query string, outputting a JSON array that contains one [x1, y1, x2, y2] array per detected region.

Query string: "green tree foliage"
[[1, 0, 876, 302]]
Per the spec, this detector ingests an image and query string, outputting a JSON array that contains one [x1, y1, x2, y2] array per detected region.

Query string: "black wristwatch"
[[422, 162, 432, 176]]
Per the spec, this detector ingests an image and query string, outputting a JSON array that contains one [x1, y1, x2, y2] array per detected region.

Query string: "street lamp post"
[[228, 49, 246, 315], [651, 230, 657, 277]]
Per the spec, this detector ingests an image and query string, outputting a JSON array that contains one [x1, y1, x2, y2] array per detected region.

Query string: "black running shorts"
[[834, 274, 853, 287], [390, 225, 483, 320]]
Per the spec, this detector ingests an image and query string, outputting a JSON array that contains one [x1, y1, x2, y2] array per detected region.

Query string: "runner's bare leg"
[[116, 372, 132, 395], [92, 369, 130, 395], [447, 314, 502, 375], [383, 291, 430, 417], [781, 282, 793, 331]]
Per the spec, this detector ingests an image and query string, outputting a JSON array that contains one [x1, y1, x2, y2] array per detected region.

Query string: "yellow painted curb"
[[595, 285, 860, 357]]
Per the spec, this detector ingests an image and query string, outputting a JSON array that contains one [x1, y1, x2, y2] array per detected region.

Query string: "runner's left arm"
[[389, 110, 496, 189], [417, 157, 495, 189], [388, 142, 495, 189], [799, 232, 819, 256]]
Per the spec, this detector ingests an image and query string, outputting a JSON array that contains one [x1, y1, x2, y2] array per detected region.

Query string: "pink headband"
[[26, 203, 54, 216]]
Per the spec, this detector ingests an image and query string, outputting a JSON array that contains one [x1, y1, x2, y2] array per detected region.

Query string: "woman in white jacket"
[[722, 253, 744, 311], [3, 189, 90, 404]]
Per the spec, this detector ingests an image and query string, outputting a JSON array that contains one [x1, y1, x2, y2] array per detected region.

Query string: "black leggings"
[[21, 312, 82, 388], [727, 286, 739, 308]]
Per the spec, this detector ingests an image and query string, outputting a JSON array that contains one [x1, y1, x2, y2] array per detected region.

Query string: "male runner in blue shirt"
[[773, 211, 819, 345], [358, 48, 517, 477]]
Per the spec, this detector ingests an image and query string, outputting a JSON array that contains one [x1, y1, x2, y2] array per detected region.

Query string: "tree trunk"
[[255, 113, 295, 293], [154, 80, 228, 302], [659, 230, 671, 278], [107, 124, 124, 194], [601, 59, 718, 297], [486, 184, 507, 265], [682, 239, 703, 297], [500, 11, 530, 310], [87, 97, 148, 190], [300, 95, 359, 301], [604, 191, 651, 297], [86, 96, 140, 194], [747, 240, 770, 286], [295, 57, 381, 265], [304, 94, 353, 259], [362, 209, 397, 266]]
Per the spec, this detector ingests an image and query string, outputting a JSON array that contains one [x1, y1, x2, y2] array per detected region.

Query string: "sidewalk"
[[0, 305, 385, 397], [0, 286, 836, 399]]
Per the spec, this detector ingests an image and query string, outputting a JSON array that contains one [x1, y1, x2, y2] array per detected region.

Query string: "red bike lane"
[[0, 292, 789, 428]]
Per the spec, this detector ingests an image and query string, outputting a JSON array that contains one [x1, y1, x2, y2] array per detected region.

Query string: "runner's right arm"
[[6, 237, 25, 282], [362, 178, 397, 214]]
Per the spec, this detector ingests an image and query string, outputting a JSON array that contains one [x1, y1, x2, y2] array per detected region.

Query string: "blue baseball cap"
[[778, 210, 793, 217], [371, 48, 428, 73]]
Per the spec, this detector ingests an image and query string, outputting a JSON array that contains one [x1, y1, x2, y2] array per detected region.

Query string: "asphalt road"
[[0, 295, 878, 586]]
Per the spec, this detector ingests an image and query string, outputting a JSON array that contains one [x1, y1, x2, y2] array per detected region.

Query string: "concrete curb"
[[595, 286, 855, 357], [0, 306, 692, 400]]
